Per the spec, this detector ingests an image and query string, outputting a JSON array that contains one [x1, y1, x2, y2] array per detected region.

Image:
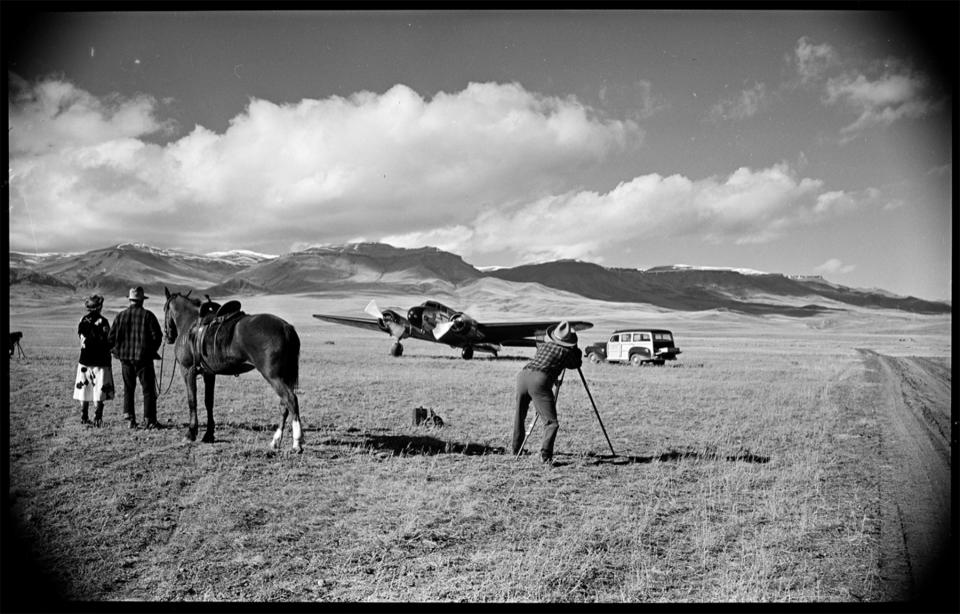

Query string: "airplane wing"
[[311, 314, 384, 333], [313, 304, 435, 343], [475, 320, 594, 345]]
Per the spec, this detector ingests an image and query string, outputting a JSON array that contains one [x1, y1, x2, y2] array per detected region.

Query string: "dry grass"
[[5, 290, 950, 603]]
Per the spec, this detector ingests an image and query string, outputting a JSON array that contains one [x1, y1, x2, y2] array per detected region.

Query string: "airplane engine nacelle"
[[449, 313, 479, 337], [379, 310, 411, 337], [406, 306, 424, 329]]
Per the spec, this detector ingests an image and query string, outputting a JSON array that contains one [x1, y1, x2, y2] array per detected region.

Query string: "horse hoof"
[[202, 434, 215, 444], [184, 431, 197, 442], [292, 446, 303, 454]]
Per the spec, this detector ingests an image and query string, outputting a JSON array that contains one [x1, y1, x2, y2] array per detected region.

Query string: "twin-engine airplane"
[[313, 300, 593, 359]]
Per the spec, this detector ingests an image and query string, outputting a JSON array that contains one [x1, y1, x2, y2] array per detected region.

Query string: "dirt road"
[[857, 350, 954, 606]]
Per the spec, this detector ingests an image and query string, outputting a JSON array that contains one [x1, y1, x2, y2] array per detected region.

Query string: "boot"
[[93, 402, 103, 428], [80, 402, 91, 425], [143, 411, 160, 429]]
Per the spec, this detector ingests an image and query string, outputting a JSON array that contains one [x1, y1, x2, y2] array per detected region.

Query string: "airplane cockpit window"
[[424, 300, 454, 316]]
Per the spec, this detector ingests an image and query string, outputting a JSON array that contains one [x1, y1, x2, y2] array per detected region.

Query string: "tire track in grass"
[[856, 350, 952, 606]]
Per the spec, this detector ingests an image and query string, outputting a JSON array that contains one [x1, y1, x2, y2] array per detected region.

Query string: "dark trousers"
[[512, 369, 560, 456], [121, 359, 157, 423]]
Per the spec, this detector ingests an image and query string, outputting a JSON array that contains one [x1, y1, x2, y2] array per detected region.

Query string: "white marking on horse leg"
[[291, 418, 303, 451], [271, 426, 283, 450]]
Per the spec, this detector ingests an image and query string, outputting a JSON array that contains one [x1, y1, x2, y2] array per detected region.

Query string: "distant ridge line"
[[8, 242, 951, 316]]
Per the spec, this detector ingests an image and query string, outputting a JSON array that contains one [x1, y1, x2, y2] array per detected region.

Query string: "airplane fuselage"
[[313, 299, 593, 360]]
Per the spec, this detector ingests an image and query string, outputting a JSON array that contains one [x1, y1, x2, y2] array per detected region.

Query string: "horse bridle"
[[157, 291, 192, 397]]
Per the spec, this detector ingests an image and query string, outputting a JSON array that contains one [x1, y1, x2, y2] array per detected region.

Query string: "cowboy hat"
[[84, 294, 104, 311], [128, 286, 148, 301], [546, 321, 578, 347]]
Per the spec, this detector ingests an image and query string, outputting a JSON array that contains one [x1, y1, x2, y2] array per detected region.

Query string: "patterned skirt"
[[72, 364, 116, 402]]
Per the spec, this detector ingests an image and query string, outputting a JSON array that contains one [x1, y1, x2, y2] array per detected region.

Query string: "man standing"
[[512, 321, 582, 464], [109, 286, 163, 429]]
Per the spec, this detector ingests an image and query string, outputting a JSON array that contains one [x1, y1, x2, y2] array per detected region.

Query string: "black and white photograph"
[[4, 5, 955, 608]]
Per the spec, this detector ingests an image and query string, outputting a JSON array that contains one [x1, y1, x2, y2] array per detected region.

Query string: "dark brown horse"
[[162, 288, 304, 452]]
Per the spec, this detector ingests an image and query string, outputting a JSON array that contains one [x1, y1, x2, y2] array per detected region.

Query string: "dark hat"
[[128, 286, 148, 301], [84, 294, 104, 311], [546, 321, 578, 347]]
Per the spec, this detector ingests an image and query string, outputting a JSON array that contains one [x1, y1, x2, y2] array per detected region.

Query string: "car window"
[[609, 335, 620, 343], [636, 333, 650, 341], [655, 333, 673, 341]]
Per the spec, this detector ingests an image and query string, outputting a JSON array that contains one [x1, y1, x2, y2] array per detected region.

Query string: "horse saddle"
[[194, 299, 255, 376]]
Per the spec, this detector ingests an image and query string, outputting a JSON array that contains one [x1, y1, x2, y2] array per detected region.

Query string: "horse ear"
[[185, 290, 192, 298], [164, 287, 170, 298]]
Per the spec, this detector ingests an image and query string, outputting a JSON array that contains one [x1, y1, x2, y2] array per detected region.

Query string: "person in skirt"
[[73, 294, 115, 426]]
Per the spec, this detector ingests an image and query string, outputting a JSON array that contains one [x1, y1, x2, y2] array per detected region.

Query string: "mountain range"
[[8, 242, 951, 316]]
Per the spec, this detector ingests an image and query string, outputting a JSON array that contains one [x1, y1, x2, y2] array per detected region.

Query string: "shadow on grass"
[[579, 448, 771, 465], [184, 423, 770, 465], [330, 434, 505, 456], [322, 433, 505, 456], [416, 354, 530, 362]]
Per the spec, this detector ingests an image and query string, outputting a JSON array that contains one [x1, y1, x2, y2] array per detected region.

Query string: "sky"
[[5, 8, 955, 301]]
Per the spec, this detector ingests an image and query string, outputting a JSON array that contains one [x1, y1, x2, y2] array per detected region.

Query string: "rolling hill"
[[8, 242, 951, 316]]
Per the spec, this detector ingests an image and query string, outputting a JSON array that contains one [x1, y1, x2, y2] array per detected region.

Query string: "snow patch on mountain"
[[205, 249, 278, 265], [647, 264, 771, 276]]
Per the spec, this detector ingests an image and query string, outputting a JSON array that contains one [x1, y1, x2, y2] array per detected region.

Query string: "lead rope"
[[156, 332, 178, 397]]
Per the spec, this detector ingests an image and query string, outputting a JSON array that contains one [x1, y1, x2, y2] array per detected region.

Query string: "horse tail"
[[284, 324, 300, 390]]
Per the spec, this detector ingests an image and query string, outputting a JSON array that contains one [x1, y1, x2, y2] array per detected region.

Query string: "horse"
[[162, 288, 304, 452]]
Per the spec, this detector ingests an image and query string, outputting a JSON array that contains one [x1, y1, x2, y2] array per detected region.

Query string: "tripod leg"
[[577, 367, 616, 457], [515, 413, 539, 459]]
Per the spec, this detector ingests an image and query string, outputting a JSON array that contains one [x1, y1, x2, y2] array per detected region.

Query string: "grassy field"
[[5, 290, 952, 604]]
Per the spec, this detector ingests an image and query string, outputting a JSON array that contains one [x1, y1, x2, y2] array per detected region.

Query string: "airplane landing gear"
[[390, 342, 404, 357], [461, 346, 474, 360]]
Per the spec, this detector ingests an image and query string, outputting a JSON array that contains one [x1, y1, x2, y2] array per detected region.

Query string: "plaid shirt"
[[523, 340, 582, 380], [108, 303, 163, 362]]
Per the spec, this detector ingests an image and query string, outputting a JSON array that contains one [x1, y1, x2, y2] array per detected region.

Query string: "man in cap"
[[108, 286, 164, 429], [512, 320, 582, 464]]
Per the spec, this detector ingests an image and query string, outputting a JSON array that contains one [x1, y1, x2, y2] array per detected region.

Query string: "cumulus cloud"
[[814, 258, 856, 275], [386, 163, 868, 263], [8, 77, 871, 267], [707, 82, 768, 122], [8, 74, 173, 154], [8, 77, 639, 252]]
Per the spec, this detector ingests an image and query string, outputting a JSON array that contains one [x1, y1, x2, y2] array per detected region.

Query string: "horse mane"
[[172, 293, 203, 307]]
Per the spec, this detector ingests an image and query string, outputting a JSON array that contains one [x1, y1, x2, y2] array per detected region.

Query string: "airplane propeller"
[[433, 320, 455, 340], [364, 300, 384, 320], [365, 299, 409, 339]]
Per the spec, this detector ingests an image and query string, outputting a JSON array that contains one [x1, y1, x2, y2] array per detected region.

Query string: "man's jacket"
[[109, 304, 162, 362]]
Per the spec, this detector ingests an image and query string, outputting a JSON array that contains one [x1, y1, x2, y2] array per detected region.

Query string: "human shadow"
[[579, 448, 771, 466], [321, 433, 506, 456]]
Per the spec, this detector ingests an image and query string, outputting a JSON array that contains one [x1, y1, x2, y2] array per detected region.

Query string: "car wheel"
[[390, 342, 403, 357], [588, 352, 602, 364], [630, 354, 643, 366]]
